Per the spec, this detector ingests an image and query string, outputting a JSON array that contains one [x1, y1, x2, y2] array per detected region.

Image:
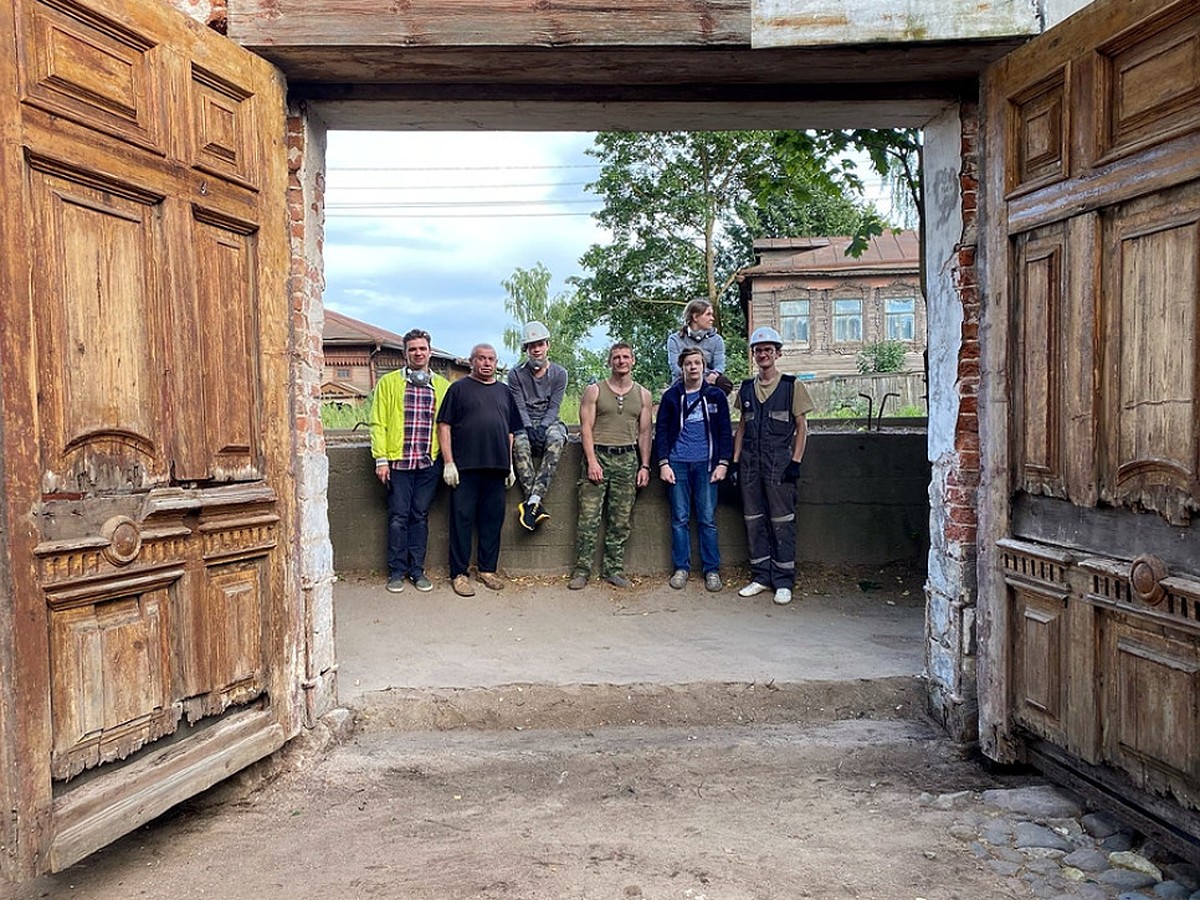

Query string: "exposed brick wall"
[[950, 103, 979, 549], [286, 106, 338, 726], [951, 105, 981, 551]]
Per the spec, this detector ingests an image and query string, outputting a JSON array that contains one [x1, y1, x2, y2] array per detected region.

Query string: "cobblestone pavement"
[[936, 785, 1200, 899]]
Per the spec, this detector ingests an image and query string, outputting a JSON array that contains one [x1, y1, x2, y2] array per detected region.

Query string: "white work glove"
[[443, 462, 460, 488], [505, 467, 516, 489]]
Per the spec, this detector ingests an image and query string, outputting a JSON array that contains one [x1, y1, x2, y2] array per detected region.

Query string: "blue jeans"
[[387, 462, 441, 580], [668, 459, 720, 574]]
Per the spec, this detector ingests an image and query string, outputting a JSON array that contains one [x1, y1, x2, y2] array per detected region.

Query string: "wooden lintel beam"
[[293, 79, 976, 106], [248, 42, 1021, 88], [303, 96, 959, 132], [229, 1, 751, 49]]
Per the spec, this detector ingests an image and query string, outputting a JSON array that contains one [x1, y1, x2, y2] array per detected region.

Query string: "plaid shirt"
[[391, 381, 436, 471]]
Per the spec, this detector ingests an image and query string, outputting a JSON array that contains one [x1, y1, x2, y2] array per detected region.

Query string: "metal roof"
[[741, 229, 920, 278]]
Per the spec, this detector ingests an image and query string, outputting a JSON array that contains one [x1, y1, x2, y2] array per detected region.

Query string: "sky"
[[322, 131, 898, 367], [323, 131, 607, 367]]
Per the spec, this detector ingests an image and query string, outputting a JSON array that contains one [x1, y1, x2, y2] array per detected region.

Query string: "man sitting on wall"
[[507, 321, 569, 532]]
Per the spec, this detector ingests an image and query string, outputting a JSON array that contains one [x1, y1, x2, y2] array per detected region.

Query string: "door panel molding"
[[1, 0, 293, 880], [17, 0, 165, 154], [1094, 2, 1200, 163], [980, 0, 1200, 831]]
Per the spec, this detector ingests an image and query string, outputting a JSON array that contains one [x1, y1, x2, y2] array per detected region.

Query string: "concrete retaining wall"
[[328, 432, 930, 577]]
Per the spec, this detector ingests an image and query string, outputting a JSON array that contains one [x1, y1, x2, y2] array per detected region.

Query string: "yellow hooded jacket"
[[369, 368, 451, 462]]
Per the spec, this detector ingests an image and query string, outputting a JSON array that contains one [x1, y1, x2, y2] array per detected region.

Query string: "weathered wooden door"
[[980, 0, 1200, 838], [0, 0, 295, 879]]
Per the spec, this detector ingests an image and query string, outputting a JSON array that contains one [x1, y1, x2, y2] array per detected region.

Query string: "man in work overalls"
[[732, 326, 814, 606]]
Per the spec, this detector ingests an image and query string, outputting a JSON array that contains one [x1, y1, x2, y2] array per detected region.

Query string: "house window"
[[336, 368, 351, 379], [779, 299, 809, 343], [832, 298, 863, 342], [885, 298, 916, 341]]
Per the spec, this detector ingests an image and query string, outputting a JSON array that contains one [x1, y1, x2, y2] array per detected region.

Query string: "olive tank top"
[[593, 379, 644, 446]]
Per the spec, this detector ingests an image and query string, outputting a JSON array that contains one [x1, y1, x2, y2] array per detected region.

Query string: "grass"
[[321, 400, 370, 431]]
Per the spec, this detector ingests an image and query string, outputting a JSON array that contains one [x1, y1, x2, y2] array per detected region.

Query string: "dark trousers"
[[740, 452, 797, 589], [387, 462, 441, 580], [449, 468, 507, 578]]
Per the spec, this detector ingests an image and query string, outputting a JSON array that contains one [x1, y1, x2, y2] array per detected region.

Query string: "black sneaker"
[[517, 501, 532, 531], [519, 500, 545, 532]]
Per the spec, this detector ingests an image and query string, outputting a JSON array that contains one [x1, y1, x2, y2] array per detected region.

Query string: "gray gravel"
[[930, 784, 1200, 900]]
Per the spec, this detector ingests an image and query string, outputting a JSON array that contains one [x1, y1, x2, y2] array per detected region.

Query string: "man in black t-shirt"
[[436, 344, 523, 597]]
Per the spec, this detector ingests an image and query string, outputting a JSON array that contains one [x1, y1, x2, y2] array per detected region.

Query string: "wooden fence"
[[799, 370, 927, 417]]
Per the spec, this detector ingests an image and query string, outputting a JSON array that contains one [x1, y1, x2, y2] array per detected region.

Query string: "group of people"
[[368, 298, 813, 606]]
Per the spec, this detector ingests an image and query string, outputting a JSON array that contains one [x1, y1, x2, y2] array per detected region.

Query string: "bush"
[[321, 399, 371, 431], [856, 340, 907, 374]]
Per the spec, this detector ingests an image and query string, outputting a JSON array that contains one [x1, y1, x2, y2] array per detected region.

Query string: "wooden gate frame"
[[0, 0, 302, 881]]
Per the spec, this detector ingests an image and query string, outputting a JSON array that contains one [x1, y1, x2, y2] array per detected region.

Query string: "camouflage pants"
[[573, 449, 638, 579], [512, 421, 568, 501]]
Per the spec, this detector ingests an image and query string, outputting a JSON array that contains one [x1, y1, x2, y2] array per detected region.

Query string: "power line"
[[329, 180, 593, 191], [327, 163, 600, 172], [327, 198, 598, 210], [327, 210, 598, 219]]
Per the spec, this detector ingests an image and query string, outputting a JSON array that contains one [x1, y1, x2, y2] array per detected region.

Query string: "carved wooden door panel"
[[0, 0, 294, 879], [981, 0, 1200, 828]]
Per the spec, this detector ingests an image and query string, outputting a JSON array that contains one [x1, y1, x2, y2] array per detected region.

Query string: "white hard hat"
[[749, 326, 783, 348], [521, 321, 551, 345]]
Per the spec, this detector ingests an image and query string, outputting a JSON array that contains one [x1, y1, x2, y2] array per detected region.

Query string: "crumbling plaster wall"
[[923, 103, 981, 744]]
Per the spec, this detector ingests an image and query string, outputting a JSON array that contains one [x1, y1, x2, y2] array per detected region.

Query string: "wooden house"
[[738, 230, 925, 378], [321, 309, 469, 400]]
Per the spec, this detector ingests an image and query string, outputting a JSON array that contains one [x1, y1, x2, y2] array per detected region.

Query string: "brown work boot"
[[451, 574, 475, 597], [477, 571, 505, 591]]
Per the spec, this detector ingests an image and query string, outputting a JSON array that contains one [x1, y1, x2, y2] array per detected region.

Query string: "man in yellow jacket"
[[369, 329, 451, 593]]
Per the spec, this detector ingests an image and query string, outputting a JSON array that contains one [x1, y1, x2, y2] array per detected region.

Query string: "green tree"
[[501, 262, 604, 397], [572, 130, 873, 391], [776, 129, 924, 252]]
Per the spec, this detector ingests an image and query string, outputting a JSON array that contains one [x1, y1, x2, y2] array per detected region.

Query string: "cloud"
[[324, 131, 605, 365]]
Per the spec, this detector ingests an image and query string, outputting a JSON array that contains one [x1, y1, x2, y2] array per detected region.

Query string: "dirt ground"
[[7, 567, 1047, 900], [10, 695, 1044, 900]]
